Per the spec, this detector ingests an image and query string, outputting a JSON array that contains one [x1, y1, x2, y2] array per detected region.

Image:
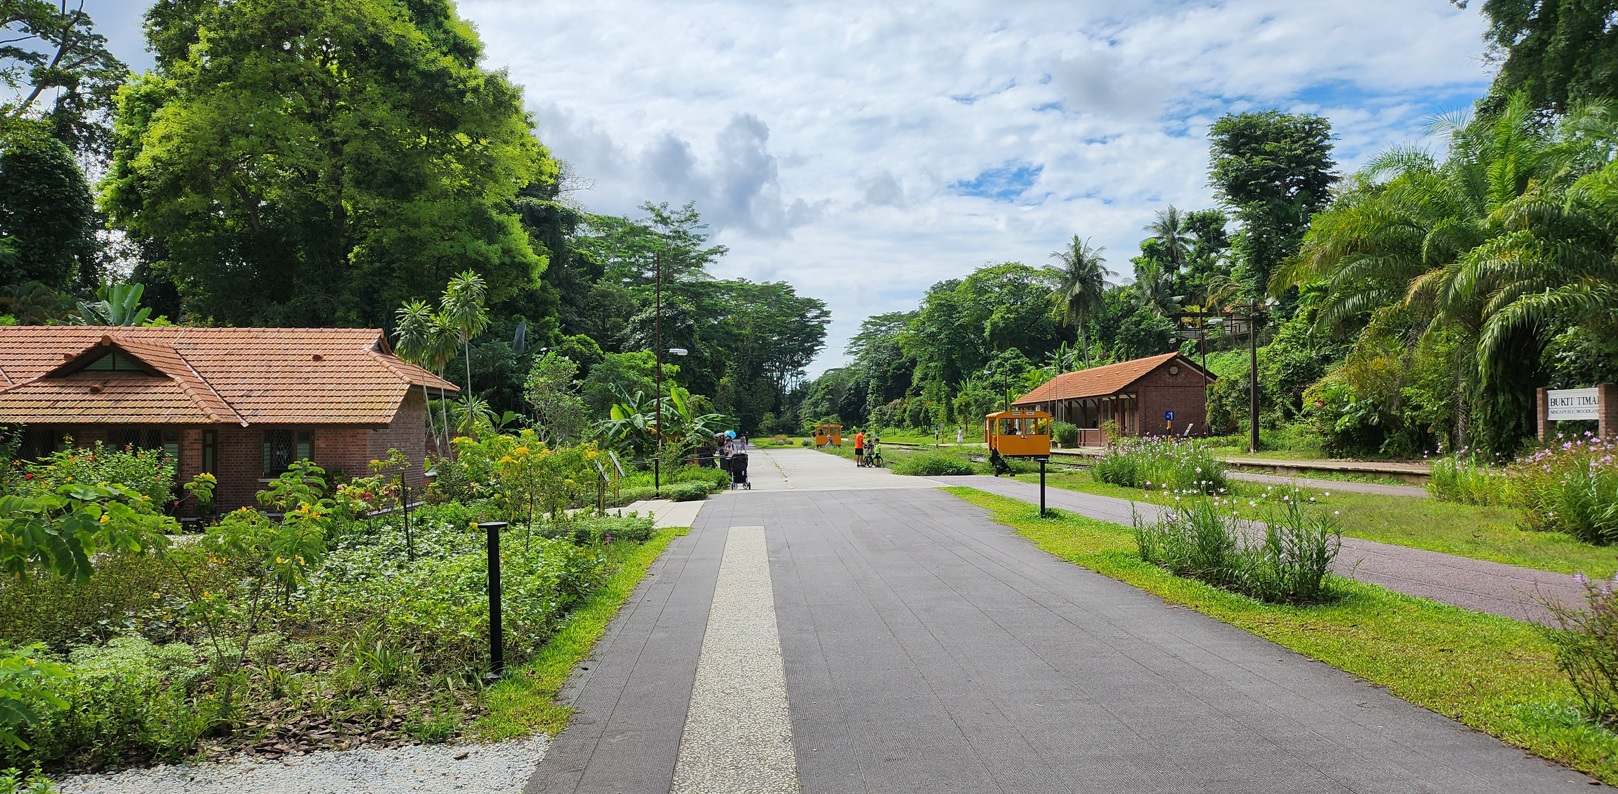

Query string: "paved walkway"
[[526, 449, 1605, 792], [964, 475, 1583, 624], [1224, 470, 1430, 498]]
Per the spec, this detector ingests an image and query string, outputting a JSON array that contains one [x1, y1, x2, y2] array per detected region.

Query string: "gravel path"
[[670, 525, 799, 794], [59, 735, 549, 794]]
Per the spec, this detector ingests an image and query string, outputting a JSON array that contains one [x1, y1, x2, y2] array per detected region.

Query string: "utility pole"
[[654, 251, 663, 497], [1248, 299, 1260, 454]]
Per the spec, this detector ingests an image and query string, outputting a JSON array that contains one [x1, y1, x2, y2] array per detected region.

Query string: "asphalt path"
[[960, 475, 1584, 624], [526, 449, 1604, 793]]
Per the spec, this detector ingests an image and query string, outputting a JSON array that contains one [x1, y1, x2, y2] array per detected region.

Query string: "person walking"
[[853, 429, 866, 467]]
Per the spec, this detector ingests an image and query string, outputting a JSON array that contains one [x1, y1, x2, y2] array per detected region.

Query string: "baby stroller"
[[728, 452, 751, 489]]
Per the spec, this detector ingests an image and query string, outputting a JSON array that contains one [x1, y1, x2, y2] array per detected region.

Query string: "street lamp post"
[[654, 251, 663, 497], [651, 252, 691, 497]]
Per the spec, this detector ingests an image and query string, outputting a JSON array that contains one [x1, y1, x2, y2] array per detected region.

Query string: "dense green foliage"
[[0, 440, 659, 770], [103, 0, 548, 327], [1470, 0, 1618, 115], [0, 131, 97, 291]]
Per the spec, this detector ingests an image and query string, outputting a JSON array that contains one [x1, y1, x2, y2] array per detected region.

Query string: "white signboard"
[[1547, 387, 1600, 421]]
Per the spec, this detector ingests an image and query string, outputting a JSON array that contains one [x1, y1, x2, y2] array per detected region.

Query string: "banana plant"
[[71, 283, 152, 326]]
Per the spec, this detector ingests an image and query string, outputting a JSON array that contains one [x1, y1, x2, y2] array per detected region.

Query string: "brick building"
[[1012, 352, 1214, 446], [0, 327, 457, 512]]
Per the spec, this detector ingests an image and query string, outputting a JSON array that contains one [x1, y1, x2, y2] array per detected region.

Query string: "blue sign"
[[1164, 410, 1175, 422]]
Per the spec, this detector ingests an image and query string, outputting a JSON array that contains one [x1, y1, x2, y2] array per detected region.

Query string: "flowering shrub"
[[22, 443, 176, 510], [439, 429, 606, 523], [1427, 451, 1508, 505], [1507, 434, 1618, 545], [1542, 571, 1618, 726], [1093, 436, 1226, 493]]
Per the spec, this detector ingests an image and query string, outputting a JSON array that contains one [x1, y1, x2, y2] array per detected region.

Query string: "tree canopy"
[[101, 0, 551, 326]]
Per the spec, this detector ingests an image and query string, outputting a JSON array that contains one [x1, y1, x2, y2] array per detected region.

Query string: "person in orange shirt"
[[853, 429, 866, 467]]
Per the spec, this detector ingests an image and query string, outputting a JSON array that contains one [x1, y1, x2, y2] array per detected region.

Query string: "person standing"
[[853, 429, 866, 467]]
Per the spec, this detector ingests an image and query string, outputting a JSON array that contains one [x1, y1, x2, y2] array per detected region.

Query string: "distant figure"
[[956, 427, 964, 444], [853, 429, 866, 467]]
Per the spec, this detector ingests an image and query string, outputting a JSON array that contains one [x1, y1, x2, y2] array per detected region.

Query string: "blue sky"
[[82, 0, 1494, 373]]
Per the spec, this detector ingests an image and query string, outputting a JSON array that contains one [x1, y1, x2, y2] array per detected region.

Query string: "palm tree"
[[1279, 93, 1600, 451], [1145, 206, 1191, 268], [1048, 235, 1112, 368], [395, 300, 452, 453], [440, 270, 490, 396]]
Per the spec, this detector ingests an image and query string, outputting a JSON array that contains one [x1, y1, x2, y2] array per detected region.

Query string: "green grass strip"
[[472, 526, 690, 740], [944, 486, 1618, 784], [1016, 470, 1618, 578]]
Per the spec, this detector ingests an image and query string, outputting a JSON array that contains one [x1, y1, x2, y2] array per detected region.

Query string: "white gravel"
[[58, 734, 548, 794], [670, 525, 799, 794]]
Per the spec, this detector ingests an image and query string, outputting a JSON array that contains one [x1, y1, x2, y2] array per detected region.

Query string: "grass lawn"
[[1016, 469, 1618, 579], [946, 487, 1618, 785], [473, 526, 689, 739]]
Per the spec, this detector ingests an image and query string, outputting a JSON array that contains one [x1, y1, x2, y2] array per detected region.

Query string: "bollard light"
[[478, 521, 508, 677]]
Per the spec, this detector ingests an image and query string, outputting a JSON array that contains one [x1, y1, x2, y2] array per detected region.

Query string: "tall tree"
[[1, 0, 127, 155], [103, 0, 548, 327], [1281, 94, 1603, 453], [1145, 206, 1191, 268], [441, 270, 490, 395], [1464, 0, 1618, 115], [1047, 235, 1112, 367], [1208, 111, 1336, 299], [0, 129, 96, 291]]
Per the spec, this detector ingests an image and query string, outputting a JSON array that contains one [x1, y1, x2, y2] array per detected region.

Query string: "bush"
[[10, 637, 209, 770], [1508, 435, 1618, 544], [305, 518, 607, 674], [610, 485, 660, 506], [1093, 437, 1226, 493], [1051, 421, 1078, 446], [671, 465, 728, 492], [893, 452, 975, 477], [1133, 496, 1340, 604], [1542, 572, 1618, 726], [799, 438, 813, 447], [666, 482, 709, 502], [21, 443, 177, 510], [1428, 453, 1507, 505]]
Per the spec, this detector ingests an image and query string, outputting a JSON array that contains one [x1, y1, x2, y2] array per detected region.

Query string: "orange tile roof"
[[0, 327, 459, 426], [1013, 352, 1210, 405]]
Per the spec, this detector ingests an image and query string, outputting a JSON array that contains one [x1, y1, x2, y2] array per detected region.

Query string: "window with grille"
[[263, 429, 313, 475]]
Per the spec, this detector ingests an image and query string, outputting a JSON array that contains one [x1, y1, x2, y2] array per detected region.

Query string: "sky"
[[83, 0, 1494, 374]]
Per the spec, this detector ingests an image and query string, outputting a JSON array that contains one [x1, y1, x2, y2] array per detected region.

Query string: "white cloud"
[[94, 0, 1497, 373]]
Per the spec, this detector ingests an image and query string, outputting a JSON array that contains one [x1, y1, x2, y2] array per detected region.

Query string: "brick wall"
[[366, 390, 433, 489], [205, 391, 434, 512], [1133, 358, 1212, 438]]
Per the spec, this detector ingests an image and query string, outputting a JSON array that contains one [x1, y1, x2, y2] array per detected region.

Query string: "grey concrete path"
[[1225, 470, 1430, 498], [960, 475, 1585, 624], [526, 449, 1605, 792]]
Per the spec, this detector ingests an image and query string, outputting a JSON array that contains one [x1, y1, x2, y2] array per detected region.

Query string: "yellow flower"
[[276, 556, 286, 564], [514, 446, 530, 456], [98, 514, 109, 523]]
